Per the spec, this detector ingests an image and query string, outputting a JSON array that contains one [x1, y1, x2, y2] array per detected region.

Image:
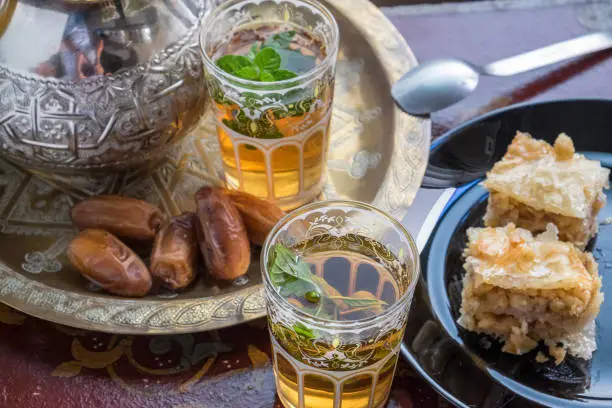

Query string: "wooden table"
[[2, 1, 612, 407]]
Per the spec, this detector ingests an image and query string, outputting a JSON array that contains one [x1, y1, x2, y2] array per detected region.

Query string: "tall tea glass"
[[200, 0, 340, 210], [261, 200, 420, 408]]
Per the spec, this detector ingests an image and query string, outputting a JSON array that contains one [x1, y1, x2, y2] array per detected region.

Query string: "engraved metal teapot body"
[[0, 0, 212, 172]]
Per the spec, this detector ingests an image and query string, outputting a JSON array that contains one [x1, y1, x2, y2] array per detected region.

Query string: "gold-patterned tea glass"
[[261, 201, 420, 408], [200, 0, 339, 210]]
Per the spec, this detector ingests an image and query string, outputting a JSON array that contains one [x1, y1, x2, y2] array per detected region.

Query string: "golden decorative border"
[[0, 263, 267, 334], [0, 0, 429, 334]]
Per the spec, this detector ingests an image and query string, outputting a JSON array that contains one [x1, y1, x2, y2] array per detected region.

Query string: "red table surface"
[[2, 1, 612, 407]]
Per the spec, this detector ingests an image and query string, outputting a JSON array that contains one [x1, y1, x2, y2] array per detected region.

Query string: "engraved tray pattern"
[[0, 0, 430, 334]]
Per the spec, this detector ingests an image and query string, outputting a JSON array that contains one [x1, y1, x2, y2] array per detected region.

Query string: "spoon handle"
[[482, 31, 612, 76]]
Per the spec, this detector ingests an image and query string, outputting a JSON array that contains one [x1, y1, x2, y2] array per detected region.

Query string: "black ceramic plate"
[[402, 99, 612, 408]]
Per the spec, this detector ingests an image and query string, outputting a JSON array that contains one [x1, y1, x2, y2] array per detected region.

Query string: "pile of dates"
[[67, 187, 285, 297]]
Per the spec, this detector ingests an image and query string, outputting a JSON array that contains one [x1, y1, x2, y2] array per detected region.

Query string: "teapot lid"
[[0, 0, 210, 82]]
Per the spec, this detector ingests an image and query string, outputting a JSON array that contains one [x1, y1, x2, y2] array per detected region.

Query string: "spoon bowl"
[[392, 31, 612, 116], [391, 59, 479, 116]]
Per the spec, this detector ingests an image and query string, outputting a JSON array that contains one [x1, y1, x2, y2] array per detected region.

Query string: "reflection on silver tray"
[[0, 0, 430, 334]]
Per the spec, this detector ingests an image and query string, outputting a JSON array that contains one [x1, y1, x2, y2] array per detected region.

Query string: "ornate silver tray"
[[0, 0, 430, 334]]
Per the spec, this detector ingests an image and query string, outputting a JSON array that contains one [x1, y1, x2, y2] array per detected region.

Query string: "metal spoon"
[[392, 31, 612, 116]]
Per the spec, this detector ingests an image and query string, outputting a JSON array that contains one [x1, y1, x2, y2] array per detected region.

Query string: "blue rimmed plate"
[[402, 99, 612, 408]]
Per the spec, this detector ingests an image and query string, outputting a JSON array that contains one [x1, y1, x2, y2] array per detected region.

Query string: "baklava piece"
[[458, 224, 603, 364], [483, 132, 609, 249]]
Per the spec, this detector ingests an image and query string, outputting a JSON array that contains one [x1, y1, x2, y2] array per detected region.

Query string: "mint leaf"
[[293, 322, 315, 340], [215, 32, 301, 82], [254, 47, 281, 72], [272, 69, 298, 81], [327, 296, 387, 308], [268, 246, 292, 284], [276, 49, 316, 72], [260, 71, 275, 82], [269, 265, 289, 285], [269, 244, 315, 291], [265, 30, 296, 49], [235, 66, 259, 80], [248, 43, 260, 60], [280, 279, 316, 298], [216, 55, 254, 74]]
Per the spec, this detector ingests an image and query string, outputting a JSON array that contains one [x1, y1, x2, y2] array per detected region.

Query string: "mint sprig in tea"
[[216, 29, 314, 82], [268, 241, 391, 322], [203, 21, 336, 210], [266, 232, 409, 408]]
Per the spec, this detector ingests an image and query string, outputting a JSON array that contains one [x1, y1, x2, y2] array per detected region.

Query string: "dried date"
[[223, 190, 285, 246], [67, 229, 152, 297], [194, 187, 251, 281], [150, 213, 199, 290], [71, 195, 165, 241]]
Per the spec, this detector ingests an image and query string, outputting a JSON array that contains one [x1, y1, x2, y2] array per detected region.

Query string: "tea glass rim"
[[199, 0, 340, 89], [261, 199, 421, 330]]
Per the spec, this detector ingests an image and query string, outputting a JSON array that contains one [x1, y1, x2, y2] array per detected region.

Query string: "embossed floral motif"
[[0, 161, 25, 216], [228, 9, 252, 26], [41, 96, 66, 112], [302, 212, 380, 241], [328, 149, 382, 179], [302, 343, 377, 370], [14, 178, 72, 224], [215, 87, 288, 121], [0, 260, 267, 333], [22, 252, 62, 274], [313, 20, 331, 41], [350, 150, 382, 179], [269, 303, 406, 372], [174, 42, 207, 78]]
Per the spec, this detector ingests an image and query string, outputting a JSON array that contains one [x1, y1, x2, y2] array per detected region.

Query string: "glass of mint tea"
[[200, 0, 340, 210], [261, 200, 420, 408]]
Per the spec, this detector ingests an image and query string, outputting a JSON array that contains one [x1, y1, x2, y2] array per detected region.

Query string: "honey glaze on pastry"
[[458, 223, 603, 364], [483, 132, 609, 249]]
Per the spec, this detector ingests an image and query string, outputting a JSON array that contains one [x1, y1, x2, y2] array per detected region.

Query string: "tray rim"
[[0, 0, 430, 335]]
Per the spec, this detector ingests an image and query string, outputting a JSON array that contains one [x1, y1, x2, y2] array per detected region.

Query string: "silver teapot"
[[0, 0, 212, 173]]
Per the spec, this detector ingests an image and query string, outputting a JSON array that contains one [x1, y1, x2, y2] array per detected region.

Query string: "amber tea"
[[270, 236, 404, 408], [200, 0, 339, 210], [212, 26, 332, 206], [262, 201, 420, 408]]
